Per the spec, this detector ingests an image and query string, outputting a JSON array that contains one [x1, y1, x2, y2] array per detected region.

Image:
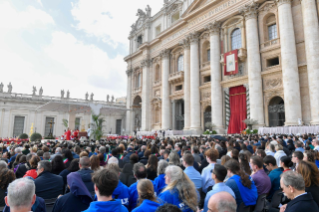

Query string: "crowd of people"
[[0, 133, 319, 212]]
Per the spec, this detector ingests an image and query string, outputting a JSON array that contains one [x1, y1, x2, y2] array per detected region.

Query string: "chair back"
[[253, 193, 267, 212], [238, 202, 251, 212], [44, 198, 57, 212], [270, 190, 283, 208]]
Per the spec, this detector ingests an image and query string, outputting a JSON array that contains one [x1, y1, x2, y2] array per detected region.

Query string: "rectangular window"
[[155, 25, 161, 36], [266, 57, 280, 67], [204, 76, 211, 83], [13, 116, 25, 137], [44, 117, 55, 137], [207, 49, 211, 62], [176, 85, 182, 91], [268, 24, 277, 40], [75, 117, 80, 130]]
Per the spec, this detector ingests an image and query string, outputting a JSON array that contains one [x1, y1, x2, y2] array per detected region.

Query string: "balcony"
[[201, 61, 210, 70], [169, 71, 184, 84], [260, 38, 280, 49], [220, 48, 247, 65], [153, 80, 161, 87]]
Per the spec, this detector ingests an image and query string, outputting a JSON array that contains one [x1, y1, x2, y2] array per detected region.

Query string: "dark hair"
[[67, 159, 80, 172], [51, 155, 65, 174], [90, 155, 101, 172], [297, 160, 319, 187], [63, 149, 74, 161], [183, 153, 194, 166], [29, 155, 41, 169], [250, 155, 263, 169], [39, 160, 52, 172], [37, 150, 44, 157], [130, 153, 139, 163], [231, 149, 239, 161], [147, 155, 158, 172], [263, 155, 276, 166], [224, 159, 252, 188], [133, 163, 147, 179], [256, 149, 266, 159], [0, 168, 15, 190], [280, 156, 293, 168], [304, 150, 315, 162], [239, 153, 251, 175], [92, 169, 118, 196], [111, 148, 118, 156], [213, 164, 227, 182], [19, 155, 27, 164], [156, 204, 182, 212], [293, 151, 304, 161]]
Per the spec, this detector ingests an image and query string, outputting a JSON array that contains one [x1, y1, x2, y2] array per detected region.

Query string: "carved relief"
[[264, 78, 283, 90], [240, 2, 259, 20], [205, 20, 221, 35]]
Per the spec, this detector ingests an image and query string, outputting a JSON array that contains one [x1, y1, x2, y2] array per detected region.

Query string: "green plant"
[[212, 130, 217, 135], [252, 129, 258, 134], [30, 133, 42, 141], [90, 113, 105, 140], [19, 133, 28, 139], [245, 129, 252, 134], [62, 119, 68, 128], [203, 130, 210, 135]]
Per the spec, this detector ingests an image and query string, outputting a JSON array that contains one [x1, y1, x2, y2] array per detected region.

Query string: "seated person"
[[250, 156, 271, 195], [263, 155, 283, 200], [129, 163, 147, 211], [108, 164, 129, 208], [77, 156, 94, 192]]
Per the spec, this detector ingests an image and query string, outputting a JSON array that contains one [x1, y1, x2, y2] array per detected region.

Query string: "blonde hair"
[[163, 165, 198, 211]]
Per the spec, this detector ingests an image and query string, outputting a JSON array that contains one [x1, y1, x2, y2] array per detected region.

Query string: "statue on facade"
[[61, 89, 65, 98], [106, 94, 110, 102], [146, 5, 151, 17], [85, 92, 89, 101], [136, 8, 146, 19], [7, 83, 12, 94], [90, 93, 94, 101], [135, 114, 141, 129], [0, 82, 3, 93], [164, 0, 169, 4], [39, 87, 43, 97], [32, 86, 37, 96], [111, 95, 114, 103], [66, 90, 70, 99]]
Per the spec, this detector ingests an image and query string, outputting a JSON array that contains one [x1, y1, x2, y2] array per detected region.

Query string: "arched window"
[[266, 15, 277, 41], [137, 73, 141, 88], [177, 55, 183, 72], [231, 28, 242, 50]]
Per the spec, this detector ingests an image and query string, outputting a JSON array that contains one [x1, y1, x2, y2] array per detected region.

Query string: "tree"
[[62, 119, 68, 128], [90, 113, 105, 140]]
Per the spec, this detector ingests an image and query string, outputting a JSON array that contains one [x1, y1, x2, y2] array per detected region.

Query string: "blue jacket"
[[153, 174, 166, 194], [129, 182, 139, 211], [83, 200, 128, 212], [35, 171, 64, 199], [159, 188, 194, 212], [132, 200, 162, 212], [226, 175, 257, 206], [113, 181, 129, 208], [268, 168, 283, 199], [77, 168, 94, 192], [3, 196, 46, 212]]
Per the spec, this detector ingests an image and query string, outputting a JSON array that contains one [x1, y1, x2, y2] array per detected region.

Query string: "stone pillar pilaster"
[[161, 49, 171, 130], [205, 21, 224, 133], [188, 32, 201, 133], [126, 69, 133, 134], [240, 2, 265, 127], [300, 0, 319, 124], [141, 59, 152, 130], [179, 39, 191, 130], [276, 0, 303, 125]]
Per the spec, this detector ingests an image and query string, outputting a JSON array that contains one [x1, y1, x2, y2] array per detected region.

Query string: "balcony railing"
[[169, 71, 184, 84], [201, 61, 210, 69], [261, 38, 280, 49]]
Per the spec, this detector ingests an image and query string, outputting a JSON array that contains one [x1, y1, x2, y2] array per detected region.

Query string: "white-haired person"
[[158, 165, 198, 212], [5, 178, 36, 212]]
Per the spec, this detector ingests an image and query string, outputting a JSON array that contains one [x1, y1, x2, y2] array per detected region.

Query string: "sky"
[[0, 0, 163, 101]]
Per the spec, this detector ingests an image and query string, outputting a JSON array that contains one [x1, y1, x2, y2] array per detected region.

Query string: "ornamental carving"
[[179, 39, 190, 49], [202, 91, 211, 100], [187, 32, 200, 43], [259, 2, 276, 12], [205, 20, 221, 35], [141, 59, 152, 68], [264, 77, 283, 90], [160, 49, 170, 59], [126, 69, 133, 76], [240, 2, 259, 20], [275, 0, 292, 6], [264, 90, 284, 105]]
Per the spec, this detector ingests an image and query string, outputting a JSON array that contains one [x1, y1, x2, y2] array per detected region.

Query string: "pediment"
[[182, 0, 210, 17]]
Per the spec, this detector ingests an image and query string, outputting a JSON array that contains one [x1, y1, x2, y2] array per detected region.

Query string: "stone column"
[[125, 69, 133, 134], [161, 49, 171, 130], [179, 39, 191, 130], [141, 59, 152, 131], [240, 2, 265, 127], [301, 0, 319, 124], [172, 100, 176, 130], [277, 0, 302, 125], [188, 32, 201, 133], [205, 21, 224, 133]]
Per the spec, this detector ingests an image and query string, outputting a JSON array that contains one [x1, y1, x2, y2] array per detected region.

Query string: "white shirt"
[[274, 150, 287, 167]]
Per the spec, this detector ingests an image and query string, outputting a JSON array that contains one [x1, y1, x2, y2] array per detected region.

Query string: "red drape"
[[227, 85, 247, 134]]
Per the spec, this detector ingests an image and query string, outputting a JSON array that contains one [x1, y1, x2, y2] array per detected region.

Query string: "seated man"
[[207, 192, 236, 212], [203, 164, 235, 212], [5, 178, 37, 212], [83, 169, 128, 212], [250, 156, 271, 195], [280, 171, 319, 212], [77, 156, 94, 192], [201, 149, 219, 193], [183, 153, 202, 190], [35, 160, 64, 199], [129, 163, 147, 211], [263, 155, 283, 200]]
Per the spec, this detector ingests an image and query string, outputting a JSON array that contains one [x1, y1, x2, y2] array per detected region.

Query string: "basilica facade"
[[125, 0, 319, 134]]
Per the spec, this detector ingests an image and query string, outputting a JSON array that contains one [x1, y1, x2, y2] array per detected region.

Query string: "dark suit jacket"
[[77, 168, 94, 192], [285, 192, 319, 212], [35, 171, 64, 199]]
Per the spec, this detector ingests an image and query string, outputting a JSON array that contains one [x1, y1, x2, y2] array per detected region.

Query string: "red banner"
[[224, 50, 239, 76]]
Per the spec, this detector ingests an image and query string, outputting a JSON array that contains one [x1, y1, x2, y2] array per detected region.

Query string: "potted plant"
[[243, 119, 258, 130], [90, 113, 105, 140]]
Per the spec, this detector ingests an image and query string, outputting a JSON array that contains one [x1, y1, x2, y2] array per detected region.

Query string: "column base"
[[285, 121, 303, 126], [213, 125, 224, 134], [310, 120, 319, 125], [189, 127, 202, 135]]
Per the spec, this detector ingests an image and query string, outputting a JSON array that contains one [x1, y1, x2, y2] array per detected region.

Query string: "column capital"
[[275, 0, 292, 6], [126, 69, 133, 76], [187, 32, 200, 44], [240, 2, 259, 20], [141, 59, 152, 68], [205, 20, 221, 36], [179, 38, 190, 49], [160, 49, 170, 59]]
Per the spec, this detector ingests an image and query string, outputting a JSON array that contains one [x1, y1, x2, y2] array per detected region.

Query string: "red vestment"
[[66, 130, 71, 140]]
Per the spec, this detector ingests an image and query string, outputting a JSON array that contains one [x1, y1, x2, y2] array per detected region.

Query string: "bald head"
[[208, 192, 236, 212]]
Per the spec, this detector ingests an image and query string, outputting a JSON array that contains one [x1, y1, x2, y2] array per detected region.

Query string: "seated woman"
[[51, 155, 65, 175], [224, 159, 258, 208], [296, 160, 319, 206], [158, 165, 198, 212], [132, 179, 162, 212], [52, 172, 93, 212], [59, 159, 79, 186], [153, 160, 168, 194], [146, 155, 158, 181], [280, 156, 293, 172], [0, 168, 15, 207], [24, 155, 40, 179]]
